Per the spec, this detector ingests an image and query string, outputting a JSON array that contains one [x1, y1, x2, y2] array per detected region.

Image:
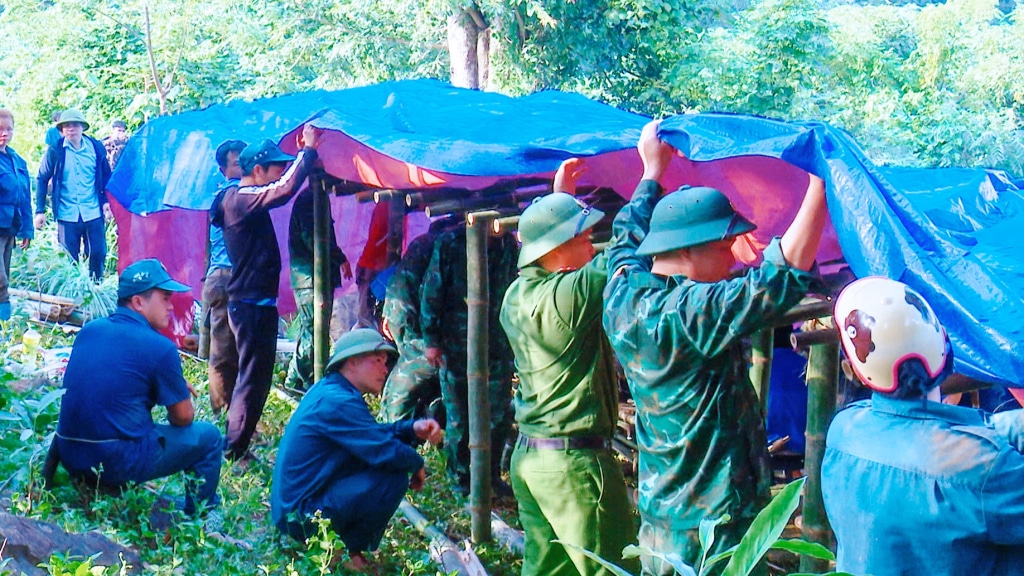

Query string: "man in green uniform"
[[285, 187, 351, 392], [500, 158, 639, 576], [603, 121, 829, 575], [421, 221, 519, 492], [380, 218, 453, 423]]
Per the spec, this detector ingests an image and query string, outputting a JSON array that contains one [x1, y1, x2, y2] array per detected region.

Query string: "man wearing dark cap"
[[603, 121, 830, 575], [35, 109, 113, 280], [212, 124, 321, 465], [55, 259, 222, 515], [102, 119, 129, 169], [272, 329, 442, 570]]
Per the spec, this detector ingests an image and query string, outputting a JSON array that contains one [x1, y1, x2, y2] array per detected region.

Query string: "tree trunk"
[[447, 10, 479, 89]]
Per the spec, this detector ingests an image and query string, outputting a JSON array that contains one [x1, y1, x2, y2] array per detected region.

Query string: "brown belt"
[[517, 433, 610, 450]]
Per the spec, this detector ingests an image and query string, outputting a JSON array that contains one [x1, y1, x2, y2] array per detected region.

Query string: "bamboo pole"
[[790, 327, 840, 349], [399, 500, 487, 575], [312, 173, 331, 382], [800, 327, 839, 573], [749, 328, 774, 407], [387, 198, 405, 266], [466, 210, 497, 543], [777, 299, 833, 326]]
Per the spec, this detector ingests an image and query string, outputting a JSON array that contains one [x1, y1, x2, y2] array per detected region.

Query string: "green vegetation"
[[1, 0, 1022, 173], [0, 307, 523, 575]]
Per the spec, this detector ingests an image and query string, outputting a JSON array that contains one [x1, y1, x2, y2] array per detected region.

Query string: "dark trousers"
[[225, 301, 278, 460], [281, 468, 409, 552], [57, 217, 106, 279]]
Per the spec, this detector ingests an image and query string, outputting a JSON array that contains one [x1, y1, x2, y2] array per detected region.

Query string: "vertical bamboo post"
[[749, 328, 774, 409], [466, 210, 497, 543], [387, 196, 405, 266], [312, 173, 331, 382], [800, 332, 839, 572]]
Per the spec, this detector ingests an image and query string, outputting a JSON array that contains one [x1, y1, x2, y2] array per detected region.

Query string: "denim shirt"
[[57, 138, 100, 222], [823, 396, 1024, 576], [206, 179, 237, 277], [0, 147, 32, 238]]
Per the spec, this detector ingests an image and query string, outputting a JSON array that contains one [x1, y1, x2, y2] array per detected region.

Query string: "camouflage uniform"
[[420, 225, 519, 483], [603, 180, 817, 575], [380, 229, 442, 423], [285, 187, 347, 392]]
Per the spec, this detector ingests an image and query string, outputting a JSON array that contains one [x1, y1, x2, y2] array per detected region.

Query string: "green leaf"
[[701, 544, 738, 573], [555, 540, 639, 576], [698, 514, 729, 552], [621, 545, 696, 576], [722, 477, 805, 576], [770, 538, 835, 561]]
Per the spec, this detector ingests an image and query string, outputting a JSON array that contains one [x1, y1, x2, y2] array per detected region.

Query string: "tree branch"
[[144, 6, 168, 115]]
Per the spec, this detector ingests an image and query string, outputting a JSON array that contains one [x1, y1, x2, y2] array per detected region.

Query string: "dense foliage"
[[1, 0, 1022, 173], [0, 308, 522, 575]]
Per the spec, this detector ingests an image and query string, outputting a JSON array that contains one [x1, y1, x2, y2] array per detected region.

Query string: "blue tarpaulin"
[[660, 113, 1024, 388], [107, 80, 1023, 388]]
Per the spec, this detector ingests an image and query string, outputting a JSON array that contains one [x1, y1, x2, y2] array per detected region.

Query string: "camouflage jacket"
[[383, 230, 439, 345], [603, 180, 816, 530], [420, 225, 519, 361], [288, 187, 347, 291]]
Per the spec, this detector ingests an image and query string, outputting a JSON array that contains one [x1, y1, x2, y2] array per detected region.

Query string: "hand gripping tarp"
[[658, 113, 1024, 388], [105, 79, 649, 339]]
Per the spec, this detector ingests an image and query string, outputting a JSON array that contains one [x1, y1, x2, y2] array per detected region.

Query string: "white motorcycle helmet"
[[833, 277, 948, 394]]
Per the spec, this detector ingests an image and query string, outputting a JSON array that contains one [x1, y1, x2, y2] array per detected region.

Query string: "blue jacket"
[[270, 371, 422, 530], [823, 395, 1024, 576], [0, 147, 33, 238], [35, 135, 111, 217]]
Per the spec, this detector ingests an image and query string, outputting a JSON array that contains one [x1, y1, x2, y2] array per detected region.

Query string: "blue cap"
[[118, 259, 191, 299], [238, 139, 296, 173]]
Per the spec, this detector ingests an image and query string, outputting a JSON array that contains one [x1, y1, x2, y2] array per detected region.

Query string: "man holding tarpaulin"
[[212, 124, 320, 466], [603, 120, 830, 575], [500, 158, 639, 576]]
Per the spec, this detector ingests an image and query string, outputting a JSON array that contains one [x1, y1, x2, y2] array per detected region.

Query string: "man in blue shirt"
[[35, 109, 113, 280], [823, 277, 1024, 576], [201, 139, 245, 413], [56, 259, 222, 516], [272, 329, 442, 570], [0, 109, 33, 322]]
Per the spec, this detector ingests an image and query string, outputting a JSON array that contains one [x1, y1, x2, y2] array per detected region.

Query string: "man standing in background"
[[0, 109, 34, 322], [35, 109, 113, 280], [201, 139, 245, 414], [212, 125, 320, 468]]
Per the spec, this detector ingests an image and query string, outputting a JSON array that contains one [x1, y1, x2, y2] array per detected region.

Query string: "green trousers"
[[439, 349, 514, 482], [511, 442, 639, 576], [638, 516, 765, 576], [285, 285, 333, 392]]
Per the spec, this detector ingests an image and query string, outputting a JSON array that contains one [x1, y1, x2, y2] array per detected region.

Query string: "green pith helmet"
[[56, 109, 90, 131], [636, 185, 756, 256], [324, 328, 397, 374], [517, 193, 605, 267]]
